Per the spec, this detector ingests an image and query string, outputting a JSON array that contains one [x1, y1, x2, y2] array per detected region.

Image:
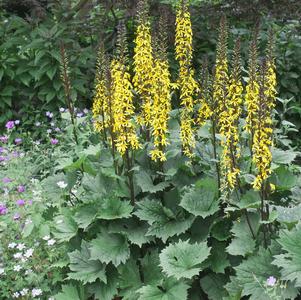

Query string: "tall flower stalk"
[[133, 0, 155, 130], [175, 0, 198, 158], [150, 15, 171, 162], [92, 44, 109, 142], [245, 26, 260, 147], [220, 39, 243, 191], [111, 22, 140, 204], [59, 43, 78, 145], [252, 31, 276, 191]]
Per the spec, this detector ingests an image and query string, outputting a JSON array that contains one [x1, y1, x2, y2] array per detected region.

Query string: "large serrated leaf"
[[137, 277, 189, 300], [180, 178, 219, 218], [97, 196, 133, 220], [200, 274, 228, 300], [159, 240, 210, 279], [90, 231, 130, 267], [53, 213, 78, 242], [273, 222, 301, 287], [136, 170, 170, 193], [226, 213, 260, 257], [55, 284, 81, 300], [67, 241, 106, 284]]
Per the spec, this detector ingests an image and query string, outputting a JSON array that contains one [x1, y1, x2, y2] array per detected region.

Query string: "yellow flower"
[[220, 39, 243, 190], [133, 20, 155, 127], [111, 59, 140, 155], [150, 57, 171, 161], [175, 3, 198, 157], [252, 57, 276, 190]]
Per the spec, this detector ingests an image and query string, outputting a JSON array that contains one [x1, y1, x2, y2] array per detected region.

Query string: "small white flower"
[[17, 243, 26, 251], [8, 242, 17, 249], [32, 288, 42, 297], [43, 235, 50, 241], [13, 292, 20, 298], [13, 252, 23, 259], [20, 288, 29, 296], [24, 248, 34, 258], [57, 181, 68, 189], [47, 239, 56, 246], [21, 257, 28, 263], [25, 269, 33, 275], [13, 265, 22, 272], [0, 268, 5, 275], [56, 219, 63, 224], [25, 219, 32, 225]]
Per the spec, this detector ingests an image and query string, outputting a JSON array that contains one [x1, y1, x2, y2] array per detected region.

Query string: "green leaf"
[[53, 213, 78, 242], [180, 177, 219, 218], [90, 231, 130, 267], [68, 241, 106, 284], [226, 213, 260, 257], [270, 166, 298, 190], [233, 248, 298, 300], [136, 170, 170, 193], [91, 271, 118, 300], [97, 196, 133, 220], [135, 199, 194, 242], [273, 204, 301, 224], [55, 284, 81, 300], [147, 215, 194, 242], [205, 240, 230, 274], [272, 147, 298, 164], [159, 240, 210, 279], [109, 219, 154, 247], [137, 277, 189, 300], [74, 204, 97, 229], [200, 274, 228, 300], [273, 222, 301, 287]]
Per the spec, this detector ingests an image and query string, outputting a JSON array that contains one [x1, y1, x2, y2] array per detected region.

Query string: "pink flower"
[[50, 138, 58, 145], [5, 121, 15, 130], [17, 185, 25, 193], [0, 136, 8, 143], [14, 138, 22, 145], [16, 199, 25, 207], [266, 276, 277, 287], [2, 177, 12, 184], [0, 204, 7, 215], [13, 213, 21, 220]]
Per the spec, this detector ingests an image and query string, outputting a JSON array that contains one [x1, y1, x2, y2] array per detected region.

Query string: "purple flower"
[[266, 276, 277, 287], [14, 138, 22, 145], [2, 177, 12, 184], [0, 204, 7, 215], [16, 199, 25, 207], [59, 107, 65, 113], [0, 147, 4, 153], [46, 111, 51, 117], [5, 121, 15, 130], [28, 199, 33, 205], [17, 185, 25, 193], [0, 156, 5, 162], [77, 112, 84, 118], [14, 120, 20, 125], [55, 127, 60, 132], [13, 213, 21, 220], [0, 136, 8, 143], [50, 138, 58, 145]]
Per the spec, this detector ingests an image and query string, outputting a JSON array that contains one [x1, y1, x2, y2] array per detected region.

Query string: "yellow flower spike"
[[133, 1, 155, 127], [245, 26, 260, 134], [220, 39, 243, 191], [111, 59, 140, 156], [252, 56, 276, 190], [175, 1, 198, 157], [213, 16, 229, 131]]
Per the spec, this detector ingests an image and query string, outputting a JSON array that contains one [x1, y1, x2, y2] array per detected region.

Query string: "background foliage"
[[0, 0, 301, 141]]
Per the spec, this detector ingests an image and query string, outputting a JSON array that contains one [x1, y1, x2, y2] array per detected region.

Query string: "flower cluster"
[[175, 1, 199, 157]]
